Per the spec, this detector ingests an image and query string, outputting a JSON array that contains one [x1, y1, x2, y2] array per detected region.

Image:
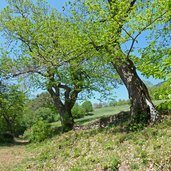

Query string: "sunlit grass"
[[8, 114, 171, 171], [0, 100, 170, 171]]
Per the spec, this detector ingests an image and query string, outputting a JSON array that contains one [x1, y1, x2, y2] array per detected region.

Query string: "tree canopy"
[[0, 0, 119, 130]]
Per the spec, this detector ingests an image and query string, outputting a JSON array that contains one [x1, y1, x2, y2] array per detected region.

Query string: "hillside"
[[0, 108, 170, 171]]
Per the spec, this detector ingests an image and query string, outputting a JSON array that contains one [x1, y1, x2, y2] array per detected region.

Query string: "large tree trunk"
[[48, 87, 75, 131], [48, 84, 80, 132], [47, 69, 82, 131], [112, 58, 158, 123], [58, 106, 74, 132]]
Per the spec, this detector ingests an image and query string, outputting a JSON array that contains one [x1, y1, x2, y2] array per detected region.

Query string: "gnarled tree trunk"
[[112, 58, 158, 123], [58, 106, 74, 132], [46, 68, 83, 131], [48, 87, 75, 131], [48, 83, 80, 131]]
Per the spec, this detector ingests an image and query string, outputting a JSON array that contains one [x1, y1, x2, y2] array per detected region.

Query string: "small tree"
[[82, 100, 93, 114], [72, 103, 86, 119], [24, 120, 52, 142]]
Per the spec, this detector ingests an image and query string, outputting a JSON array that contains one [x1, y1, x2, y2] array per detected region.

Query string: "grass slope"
[[76, 104, 130, 125], [2, 114, 171, 171], [0, 101, 170, 171]]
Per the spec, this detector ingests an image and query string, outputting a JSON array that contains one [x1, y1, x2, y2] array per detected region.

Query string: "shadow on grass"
[[85, 112, 94, 116], [0, 141, 29, 147], [0, 132, 30, 146], [76, 117, 100, 125]]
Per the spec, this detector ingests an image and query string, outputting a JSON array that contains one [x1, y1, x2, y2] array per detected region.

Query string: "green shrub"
[[111, 157, 120, 170], [23, 120, 53, 142], [72, 104, 86, 119], [81, 100, 93, 114], [150, 80, 171, 100], [34, 107, 58, 123], [157, 100, 171, 111]]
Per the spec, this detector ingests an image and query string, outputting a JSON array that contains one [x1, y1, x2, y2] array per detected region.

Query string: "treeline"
[[93, 99, 130, 109]]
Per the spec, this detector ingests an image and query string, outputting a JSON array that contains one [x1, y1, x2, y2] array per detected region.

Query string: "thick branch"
[[4, 67, 46, 79], [48, 86, 64, 109]]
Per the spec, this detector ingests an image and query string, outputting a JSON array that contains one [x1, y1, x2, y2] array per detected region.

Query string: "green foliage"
[[101, 156, 120, 170], [34, 107, 58, 123], [72, 103, 86, 119], [81, 100, 93, 114], [71, 167, 81, 171], [0, 83, 25, 135], [29, 92, 55, 111], [0, 0, 118, 129], [21, 93, 59, 130], [157, 100, 171, 111], [24, 120, 52, 142], [21, 106, 59, 129], [128, 122, 145, 132], [150, 80, 171, 100]]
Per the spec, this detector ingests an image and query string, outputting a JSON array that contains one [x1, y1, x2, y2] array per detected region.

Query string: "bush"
[[23, 120, 53, 142], [157, 100, 171, 111], [34, 107, 58, 123], [127, 112, 149, 131], [72, 104, 86, 119], [150, 80, 171, 100], [81, 100, 93, 114], [21, 107, 59, 131]]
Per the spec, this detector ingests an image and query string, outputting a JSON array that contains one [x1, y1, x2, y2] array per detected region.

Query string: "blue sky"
[[0, 0, 163, 103]]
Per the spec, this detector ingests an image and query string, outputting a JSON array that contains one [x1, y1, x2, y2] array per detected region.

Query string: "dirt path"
[[0, 145, 27, 170]]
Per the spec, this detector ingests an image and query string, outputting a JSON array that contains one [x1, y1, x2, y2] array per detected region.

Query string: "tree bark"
[[58, 107, 74, 132], [112, 58, 158, 123]]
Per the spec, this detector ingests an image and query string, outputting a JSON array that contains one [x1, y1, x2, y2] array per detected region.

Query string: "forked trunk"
[[48, 88, 74, 131], [48, 85, 77, 132], [112, 58, 158, 123]]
